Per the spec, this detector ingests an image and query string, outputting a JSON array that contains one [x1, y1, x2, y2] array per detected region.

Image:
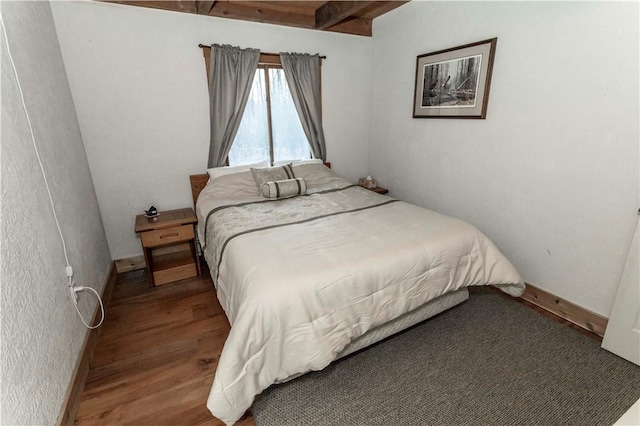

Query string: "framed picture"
[[413, 38, 497, 119]]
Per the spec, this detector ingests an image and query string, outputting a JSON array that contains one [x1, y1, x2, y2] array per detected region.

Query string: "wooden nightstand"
[[361, 185, 389, 195], [134, 208, 201, 286]]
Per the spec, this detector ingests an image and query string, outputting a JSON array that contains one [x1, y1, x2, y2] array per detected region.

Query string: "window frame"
[[260, 64, 277, 165]]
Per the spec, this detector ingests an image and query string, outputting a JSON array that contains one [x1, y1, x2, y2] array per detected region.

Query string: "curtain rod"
[[198, 44, 326, 59]]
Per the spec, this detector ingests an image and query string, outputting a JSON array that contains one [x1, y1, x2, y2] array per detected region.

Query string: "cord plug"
[[69, 281, 79, 305], [66, 266, 73, 277]]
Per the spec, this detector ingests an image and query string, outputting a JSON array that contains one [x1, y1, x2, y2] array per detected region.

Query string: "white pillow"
[[207, 160, 269, 181], [272, 159, 323, 167]]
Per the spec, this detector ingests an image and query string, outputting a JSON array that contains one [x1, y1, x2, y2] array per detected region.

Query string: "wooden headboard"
[[189, 174, 209, 208], [189, 162, 331, 208]]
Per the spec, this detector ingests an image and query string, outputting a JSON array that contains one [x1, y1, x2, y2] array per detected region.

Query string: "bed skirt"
[[275, 288, 469, 384]]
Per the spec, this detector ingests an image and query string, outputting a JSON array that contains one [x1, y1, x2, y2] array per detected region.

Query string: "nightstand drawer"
[[140, 224, 194, 248]]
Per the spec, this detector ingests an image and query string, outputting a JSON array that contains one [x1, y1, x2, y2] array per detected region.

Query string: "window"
[[228, 65, 311, 166]]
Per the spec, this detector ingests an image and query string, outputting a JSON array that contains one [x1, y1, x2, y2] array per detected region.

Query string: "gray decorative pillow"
[[262, 177, 307, 199], [250, 163, 295, 192]]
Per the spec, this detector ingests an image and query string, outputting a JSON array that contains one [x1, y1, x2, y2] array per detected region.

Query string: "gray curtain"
[[208, 44, 260, 168], [279, 53, 327, 162]]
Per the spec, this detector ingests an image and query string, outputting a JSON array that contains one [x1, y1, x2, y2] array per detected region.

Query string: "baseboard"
[[56, 261, 118, 426], [115, 254, 145, 273], [506, 282, 608, 337]]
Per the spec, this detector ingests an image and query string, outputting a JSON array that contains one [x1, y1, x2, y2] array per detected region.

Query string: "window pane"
[[229, 69, 269, 166], [269, 69, 311, 163]]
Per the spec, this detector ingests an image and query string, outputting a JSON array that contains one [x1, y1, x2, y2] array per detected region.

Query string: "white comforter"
[[196, 164, 525, 425]]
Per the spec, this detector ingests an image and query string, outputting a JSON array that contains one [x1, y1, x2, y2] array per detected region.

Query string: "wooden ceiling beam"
[[355, 1, 410, 19], [208, 1, 314, 28], [315, 1, 376, 30], [104, 1, 197, 14], [325, 17, 372, 37], [195, 1, 216, 15], [207, 0, 373, 36], [99, 0, 405, 37]]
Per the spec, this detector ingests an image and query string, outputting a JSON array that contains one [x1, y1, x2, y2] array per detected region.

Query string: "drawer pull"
[[160, 233, 179, 239]]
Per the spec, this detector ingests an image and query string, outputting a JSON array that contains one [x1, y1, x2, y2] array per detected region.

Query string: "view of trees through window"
[[229, 66, 310, 166]]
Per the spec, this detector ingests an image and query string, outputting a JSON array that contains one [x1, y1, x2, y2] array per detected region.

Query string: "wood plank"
[[115, 255, 145, 273], [221, 1, 323, 15], [115, 244, 192, 273], [101, 0, 406, 37], [207, 0, 372, 36], [93, 287, 225, 348], [315, 1, 375, 30], [196, 0, 216, 15], [140, 224, 194, 248], [210, 0, 315, 28], [494, 282, 608, 337], [324, 16, 372, 37], [153, 260, 197, 285], [90, 304, 224, 367], [73, 269, 243, 425], [521, 283, 608, 337], [354, 1, 409, 19], [105, 0, 198, 14], [191, 173, 210, 207], [56, 262, 118, 426], [134, 207, 196, 233]]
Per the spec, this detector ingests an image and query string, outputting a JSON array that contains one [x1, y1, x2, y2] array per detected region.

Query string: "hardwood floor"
[[75, 268, 601, 425], [74, 267, 255, 425]]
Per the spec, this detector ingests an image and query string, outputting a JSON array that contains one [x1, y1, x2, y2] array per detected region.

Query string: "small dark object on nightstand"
[[145, 206, 158, 218]]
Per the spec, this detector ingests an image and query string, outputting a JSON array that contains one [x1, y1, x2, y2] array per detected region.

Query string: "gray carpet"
[[252, 288, 640, 426]]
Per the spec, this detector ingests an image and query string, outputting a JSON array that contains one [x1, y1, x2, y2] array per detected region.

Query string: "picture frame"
[[413, 38, 497, 119]]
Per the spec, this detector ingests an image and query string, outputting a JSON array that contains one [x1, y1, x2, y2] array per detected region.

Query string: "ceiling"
[[101, 1, 409, 36]]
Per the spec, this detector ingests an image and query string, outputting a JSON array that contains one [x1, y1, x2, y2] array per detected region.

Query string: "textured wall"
[[51, 1, 373, 260], [369, 1, 639, 317], [0, 2, 112, 424]]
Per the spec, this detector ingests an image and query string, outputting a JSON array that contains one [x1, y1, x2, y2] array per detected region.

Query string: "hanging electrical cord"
[[71, 284, 105, 329], [1, 14, 104, 329]]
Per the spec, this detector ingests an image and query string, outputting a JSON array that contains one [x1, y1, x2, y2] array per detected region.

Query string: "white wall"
[[369, 1, 639, 317], [51, 1, 373, 260], [0, 1, 112, 424]]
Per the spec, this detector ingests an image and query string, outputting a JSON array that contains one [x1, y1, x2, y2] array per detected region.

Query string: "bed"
[[191, 162, 525, 425]]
